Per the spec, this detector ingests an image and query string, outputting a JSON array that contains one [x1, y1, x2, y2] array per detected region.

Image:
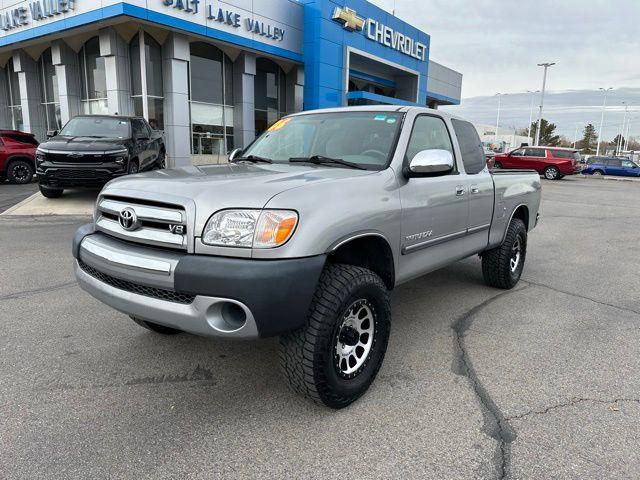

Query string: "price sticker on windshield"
[[268, 118, 292, 132]]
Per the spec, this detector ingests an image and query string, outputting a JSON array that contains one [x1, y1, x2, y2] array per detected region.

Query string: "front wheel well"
[[327, 235, 395, 290]]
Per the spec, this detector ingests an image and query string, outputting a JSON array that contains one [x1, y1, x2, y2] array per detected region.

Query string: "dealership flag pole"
[[535, 62, 555, 146], [596, 87, 612, 156]]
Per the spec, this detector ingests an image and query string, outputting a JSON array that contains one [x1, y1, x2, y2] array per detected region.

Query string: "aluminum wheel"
[[510, 236, 522, 273], [335, 299, 375, 378]]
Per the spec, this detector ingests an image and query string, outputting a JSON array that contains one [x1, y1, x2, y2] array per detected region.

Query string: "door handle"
[[470, 185, 480, 194], [455, 185, 466, 196]]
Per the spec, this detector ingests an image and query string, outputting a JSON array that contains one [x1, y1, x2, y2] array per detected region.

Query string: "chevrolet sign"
[[332, 6, 427, 62]]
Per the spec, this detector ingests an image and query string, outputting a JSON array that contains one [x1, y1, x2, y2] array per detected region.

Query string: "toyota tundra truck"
[[73, 107, 541, 408]]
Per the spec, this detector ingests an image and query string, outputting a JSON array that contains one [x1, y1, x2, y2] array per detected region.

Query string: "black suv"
[[36, 115, 165, 198]]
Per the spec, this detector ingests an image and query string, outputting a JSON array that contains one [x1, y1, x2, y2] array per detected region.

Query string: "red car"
[[0, 130, 38, 184], [493, 146, 582, 180]]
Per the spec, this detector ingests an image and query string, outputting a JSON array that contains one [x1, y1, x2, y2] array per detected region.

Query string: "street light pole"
[[535, 62, 555, 146], [623, 114, 632, 153], [526, 90, 538, 145], [495, 93, 503, 142], [596, 87, 613, 156], [573, 124, 579, 148], [617, 103, 628, 156]]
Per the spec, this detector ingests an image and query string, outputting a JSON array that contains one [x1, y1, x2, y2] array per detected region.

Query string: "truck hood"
[[101, 162, 376, 231], [40, 136, 128, 152]]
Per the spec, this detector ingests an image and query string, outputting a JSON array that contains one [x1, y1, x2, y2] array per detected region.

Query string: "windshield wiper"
[[231, 155, 273, 164], [289, 155, 367, 170]]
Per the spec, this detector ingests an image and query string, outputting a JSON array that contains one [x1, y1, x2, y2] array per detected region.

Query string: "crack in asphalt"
[[0, 281, 78, 301], [452, 284, 530, 480], [523, 278, 640, 316], [507, 397, 640, 420]]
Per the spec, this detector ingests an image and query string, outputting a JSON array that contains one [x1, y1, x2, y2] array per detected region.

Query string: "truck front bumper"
[[73, 227, 326, 339]]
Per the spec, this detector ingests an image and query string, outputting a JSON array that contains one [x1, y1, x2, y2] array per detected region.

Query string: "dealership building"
[[0, 0, 462, 166]]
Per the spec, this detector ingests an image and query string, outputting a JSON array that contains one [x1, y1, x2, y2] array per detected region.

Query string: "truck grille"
[[96, 196, 187, 250], [78, 260, 195, 304]]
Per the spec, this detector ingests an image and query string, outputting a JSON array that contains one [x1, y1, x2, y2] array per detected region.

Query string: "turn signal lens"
[[254, 210, 298, 248]]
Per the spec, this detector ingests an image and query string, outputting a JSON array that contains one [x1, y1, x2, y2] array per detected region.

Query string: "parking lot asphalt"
[[0, 181, 38, 213], [1, 177, 639, 479]]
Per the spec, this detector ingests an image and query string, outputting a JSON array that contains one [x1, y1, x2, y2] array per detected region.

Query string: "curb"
[[1, 192, 40, 215]]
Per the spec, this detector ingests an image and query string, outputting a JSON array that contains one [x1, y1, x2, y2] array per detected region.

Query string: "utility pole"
[[596, 87, 613, 156], [572, 124, 579, 148], [617, 103, 628, 156], [535, 62, 555, 146], [526, 90, 538, 145], [495, 93, 503, 142]]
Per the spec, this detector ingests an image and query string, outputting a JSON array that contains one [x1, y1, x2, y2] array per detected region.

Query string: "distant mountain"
[[441, 88, 640, 142]]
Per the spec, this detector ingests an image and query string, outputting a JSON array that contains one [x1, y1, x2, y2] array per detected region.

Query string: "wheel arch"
[[6, 155, 35, 169], [327, 233, 395, 290], [505, 204, 530, 236]]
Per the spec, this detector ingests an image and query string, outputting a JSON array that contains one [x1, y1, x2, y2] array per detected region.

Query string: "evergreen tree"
[[580, 124, 597, 154], [529, 119, 561, 146]]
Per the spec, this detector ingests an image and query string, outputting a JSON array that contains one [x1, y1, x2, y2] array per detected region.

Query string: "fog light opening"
[[221, 302, 247, 330]]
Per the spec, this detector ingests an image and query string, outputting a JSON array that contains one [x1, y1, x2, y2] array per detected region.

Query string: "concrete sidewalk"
[[1, 189, 98, 216]]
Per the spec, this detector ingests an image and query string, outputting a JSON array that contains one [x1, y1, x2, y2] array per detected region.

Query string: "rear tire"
[[279, 264, 391, 409], [544, 166, 560, 180], [39, 185, 64, 198], [482, 218, 527, 290], [7, 159, 34, 184], [130, 316, 182, 335], [156, 150, 166, 169], [493, 161, 502, 169]]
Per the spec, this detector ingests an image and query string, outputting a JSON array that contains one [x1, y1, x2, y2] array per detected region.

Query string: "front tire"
[[279, 264, 391, 409], [130, 316, 182, 335], [482, 218, 527, 290], [544, 166, 560, 180], [39, 185, 64, 198], [7, 159, 34, 184], [127, 160, 139, 175], [592, 170, 604, 176]]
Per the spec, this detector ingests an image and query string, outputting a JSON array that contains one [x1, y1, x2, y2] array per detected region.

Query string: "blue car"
[[582, 157, 640, 177]]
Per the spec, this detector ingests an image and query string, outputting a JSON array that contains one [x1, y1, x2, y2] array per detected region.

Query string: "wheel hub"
[[510, 236, 521, 273], [334, 299, 375, 378]]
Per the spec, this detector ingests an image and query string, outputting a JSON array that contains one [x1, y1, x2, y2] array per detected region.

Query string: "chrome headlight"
[[202, 209, 298, 248]]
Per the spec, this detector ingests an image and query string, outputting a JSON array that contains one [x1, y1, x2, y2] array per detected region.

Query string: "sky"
[[368, 0, 640, 141]]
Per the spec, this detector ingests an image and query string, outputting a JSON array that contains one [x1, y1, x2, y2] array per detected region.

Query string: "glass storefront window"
[[189, 42, 234, 157], [39, 48, 62, 132], [130, 32, 164, 129], [6, 59, 23, 131], [254, 58, 287, 136], [79, 37, 108, 115]]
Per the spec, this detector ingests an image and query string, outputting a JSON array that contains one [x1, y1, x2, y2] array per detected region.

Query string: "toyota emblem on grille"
[[118, 207, 139, 231]]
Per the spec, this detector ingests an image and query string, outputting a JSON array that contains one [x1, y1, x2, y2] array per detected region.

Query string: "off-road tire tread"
[[482, 218, 527, 290], [39, 185, 63, 198], [279, 263, 390, 408]]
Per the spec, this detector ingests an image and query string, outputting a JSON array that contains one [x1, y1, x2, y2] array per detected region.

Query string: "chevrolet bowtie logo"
[[332, 6, 365, 32]]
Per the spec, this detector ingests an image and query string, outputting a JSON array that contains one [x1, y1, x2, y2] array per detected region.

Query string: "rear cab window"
[[451, 119, 486, 174]]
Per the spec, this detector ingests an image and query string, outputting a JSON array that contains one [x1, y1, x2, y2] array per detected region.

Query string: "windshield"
[[242, 111, 404, 169], [59, 117, 130, 139]]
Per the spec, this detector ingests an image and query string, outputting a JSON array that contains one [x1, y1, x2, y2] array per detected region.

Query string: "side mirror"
[[46, 130, 58, 139], [408, 149, 454, 176], [228, 148, 243, 162]]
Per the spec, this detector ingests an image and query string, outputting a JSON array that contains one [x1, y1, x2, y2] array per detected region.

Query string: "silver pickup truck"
[[73, 106, 541, 408]]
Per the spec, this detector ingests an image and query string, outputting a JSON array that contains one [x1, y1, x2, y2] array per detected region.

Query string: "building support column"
[[286, 64, 304, 114], [99, 27, 132, 116], [232, 52, 256, 149], [13, 51, 46, 140], [51, 40, 81, 126], [162, 33, 191, 167], [0, 66, 11, 129]]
